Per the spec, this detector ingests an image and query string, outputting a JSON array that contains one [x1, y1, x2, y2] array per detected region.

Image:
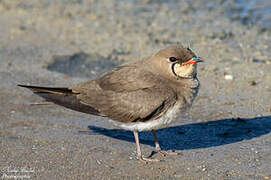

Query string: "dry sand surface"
[[0, 0, 271, 179]]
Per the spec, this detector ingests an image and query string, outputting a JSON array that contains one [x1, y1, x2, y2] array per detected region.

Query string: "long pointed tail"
[[18, 84, 76, 95], [18, 84, 100, 115]]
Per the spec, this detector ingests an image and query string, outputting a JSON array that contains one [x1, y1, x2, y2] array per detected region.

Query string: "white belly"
[[111, 102, 185, 132]]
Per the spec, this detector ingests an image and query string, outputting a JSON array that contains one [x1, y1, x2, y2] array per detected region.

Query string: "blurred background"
[[0, 0, 270, 179]]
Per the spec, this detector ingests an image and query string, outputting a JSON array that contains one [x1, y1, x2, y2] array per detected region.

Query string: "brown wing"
[[70, 64, 178, 123], [96, 61, 161, 92], [97, 86, 177, 122]]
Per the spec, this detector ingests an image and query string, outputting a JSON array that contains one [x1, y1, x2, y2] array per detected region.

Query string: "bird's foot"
[[137, 155, 160, 163]]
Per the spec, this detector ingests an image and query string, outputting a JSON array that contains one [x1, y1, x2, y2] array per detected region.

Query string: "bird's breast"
[[176, 77, 200, 106]]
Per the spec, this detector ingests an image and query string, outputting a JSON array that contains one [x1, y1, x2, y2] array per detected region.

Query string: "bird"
[[18, 45, 203, 162]]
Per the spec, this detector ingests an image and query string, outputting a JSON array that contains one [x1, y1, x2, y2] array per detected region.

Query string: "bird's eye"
[[169, 57, 177, 62]]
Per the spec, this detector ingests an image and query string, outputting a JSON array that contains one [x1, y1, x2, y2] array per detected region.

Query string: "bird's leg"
[[151, 130, 179, 156], [133, 131, 160, 163]]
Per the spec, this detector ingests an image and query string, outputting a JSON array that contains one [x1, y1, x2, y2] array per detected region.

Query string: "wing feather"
[[70, 64, 178, 122]]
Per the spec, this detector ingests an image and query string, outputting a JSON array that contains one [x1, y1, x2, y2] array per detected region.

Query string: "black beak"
[[192, 57, 204, 63]]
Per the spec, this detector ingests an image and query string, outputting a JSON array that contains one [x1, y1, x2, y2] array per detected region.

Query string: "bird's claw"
[[137, 156, 161, 163]]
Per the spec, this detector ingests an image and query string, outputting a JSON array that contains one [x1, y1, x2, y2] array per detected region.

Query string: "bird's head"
[[152, 45, 203, 79]]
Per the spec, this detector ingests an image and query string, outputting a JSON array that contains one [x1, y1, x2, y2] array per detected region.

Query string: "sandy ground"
[[0, 0, 270, 179]]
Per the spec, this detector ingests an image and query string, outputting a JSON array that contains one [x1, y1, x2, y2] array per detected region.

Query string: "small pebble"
[[249, 80, 257, 86], [224, 75, 233, 80], [252, 58, 266, 63]]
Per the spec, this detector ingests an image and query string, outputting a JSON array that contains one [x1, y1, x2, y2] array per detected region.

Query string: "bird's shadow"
[[79, 116, 271, 150]]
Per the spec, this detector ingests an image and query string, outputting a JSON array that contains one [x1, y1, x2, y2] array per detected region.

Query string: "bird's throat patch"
[[172, 63, 196, 79]]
